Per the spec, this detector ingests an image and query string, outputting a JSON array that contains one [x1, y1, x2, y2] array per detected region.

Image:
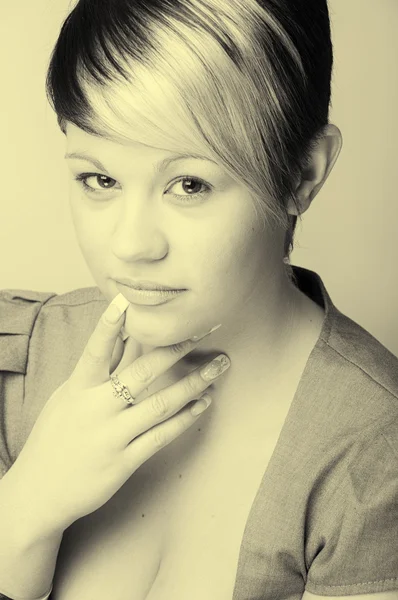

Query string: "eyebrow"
[[64, 151, 217, 174]]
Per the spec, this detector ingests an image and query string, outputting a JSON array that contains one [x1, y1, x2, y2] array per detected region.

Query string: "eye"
[[165, 176, 212, 203], [73, 172, 212, 203], [74, 173, 120, 194]]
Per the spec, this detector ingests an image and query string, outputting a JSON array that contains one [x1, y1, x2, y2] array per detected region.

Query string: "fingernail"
[[104, 293, 130, 324], [191, 393, 212, 416], [190, 323, 222, 342], [200, 354, 231, 381]]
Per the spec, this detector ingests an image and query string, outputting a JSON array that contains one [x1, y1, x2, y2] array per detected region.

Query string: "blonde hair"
[[46, 0, 333, 277]]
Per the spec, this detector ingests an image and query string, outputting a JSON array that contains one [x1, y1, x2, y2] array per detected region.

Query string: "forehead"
[[64, 123, 223, 177], [66, 123, 215, 160], [66, 122, 167, 154]]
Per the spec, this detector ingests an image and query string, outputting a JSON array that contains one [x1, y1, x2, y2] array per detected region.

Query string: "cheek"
[[69, 198, 109, 267], [190, 220, 264, 293]]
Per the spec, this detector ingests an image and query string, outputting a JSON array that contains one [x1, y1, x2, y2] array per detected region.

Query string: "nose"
[[110, 192, 168, 262]]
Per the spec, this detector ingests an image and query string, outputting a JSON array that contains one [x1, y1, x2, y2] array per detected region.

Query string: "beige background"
[[1, 0, 397, 356]]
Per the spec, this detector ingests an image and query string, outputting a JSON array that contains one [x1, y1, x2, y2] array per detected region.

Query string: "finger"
[[110, 334, 126, 374], [121, 395, 212, 472], [117, 353, 230, 440], [71, 293, 130, 388], [113, 326, 222, 403], [112, 336, 142, 376]]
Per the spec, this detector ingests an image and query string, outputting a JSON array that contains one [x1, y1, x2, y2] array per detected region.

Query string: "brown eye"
[[94, 175, 116, 189], [180, 178, 204, 194], [167, 176, 211, 203], [74, 173, 120, 194]]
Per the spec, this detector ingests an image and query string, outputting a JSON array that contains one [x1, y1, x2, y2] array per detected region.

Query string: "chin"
[[122, 307, 186, 347]]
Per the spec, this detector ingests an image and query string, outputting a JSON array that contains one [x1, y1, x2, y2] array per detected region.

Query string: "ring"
[[110, 374, 136, 406]]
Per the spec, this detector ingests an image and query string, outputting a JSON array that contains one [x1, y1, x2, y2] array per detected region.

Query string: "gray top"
[[1, 265, 398, 599]]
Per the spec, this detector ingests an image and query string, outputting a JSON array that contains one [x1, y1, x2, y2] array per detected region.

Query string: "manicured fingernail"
[[104, 293, 130, 324], [200, 354, 231, 381], [190, 323, 222, 342], [191, 393, 212, 416]]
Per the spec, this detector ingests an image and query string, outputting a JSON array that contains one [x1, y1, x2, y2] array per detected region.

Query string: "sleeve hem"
[[305, 576, 398, 596], [0, 582, 52, 599]]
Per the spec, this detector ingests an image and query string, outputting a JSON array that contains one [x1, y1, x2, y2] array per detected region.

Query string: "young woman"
[[0, 1, 397, 599]]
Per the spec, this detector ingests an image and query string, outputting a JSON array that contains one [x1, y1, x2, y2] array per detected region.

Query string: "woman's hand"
[[6, 295, 230, 536]]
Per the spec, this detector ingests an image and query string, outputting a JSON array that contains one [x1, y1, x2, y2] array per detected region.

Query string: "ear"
[[287, 124, 343, 216]]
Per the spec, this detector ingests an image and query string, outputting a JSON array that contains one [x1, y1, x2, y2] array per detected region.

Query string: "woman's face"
[[65, 123, 285, 346]]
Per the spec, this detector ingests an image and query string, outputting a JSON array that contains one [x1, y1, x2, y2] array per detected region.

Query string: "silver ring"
[[110, 374, 136, 406]]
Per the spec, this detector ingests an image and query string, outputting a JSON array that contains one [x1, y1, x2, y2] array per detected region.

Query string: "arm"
[[302, 415, 398, 600], [0, 468, 63, 600], [0, 291, 63, 599]]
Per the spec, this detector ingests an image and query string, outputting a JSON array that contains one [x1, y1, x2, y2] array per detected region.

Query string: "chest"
[[52, 399, 291, 600]]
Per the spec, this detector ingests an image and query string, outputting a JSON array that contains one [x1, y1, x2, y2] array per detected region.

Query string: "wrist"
[[0, 467, 66, 544]]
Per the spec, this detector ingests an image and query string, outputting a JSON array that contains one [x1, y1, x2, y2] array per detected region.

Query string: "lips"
[[114, 281, 185, 306], [114, 277, 184, 291]]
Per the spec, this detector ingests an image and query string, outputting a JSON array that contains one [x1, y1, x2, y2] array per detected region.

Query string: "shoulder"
[[292, 265, 398, 434], [0, 285, 106, 308], [38, 286, 107, 309], [324, 305, 398, 402], [302, 310, 398, 597], [0, 288, 57, 373], [307, 303, 398, 441], [0, 286, 107, 374], [305, 301, 398, 492], [0, 287, 108, 474]]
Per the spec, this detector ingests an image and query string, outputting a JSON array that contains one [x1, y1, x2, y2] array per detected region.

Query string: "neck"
[[140, 268, 324, 420]]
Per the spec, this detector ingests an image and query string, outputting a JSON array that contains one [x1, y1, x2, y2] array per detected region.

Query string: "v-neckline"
[[231, 265, 337, 598]]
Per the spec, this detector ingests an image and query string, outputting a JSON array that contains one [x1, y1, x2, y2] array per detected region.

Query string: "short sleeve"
[[305, 416, 398, 596], [0, 289, 56, 477]]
